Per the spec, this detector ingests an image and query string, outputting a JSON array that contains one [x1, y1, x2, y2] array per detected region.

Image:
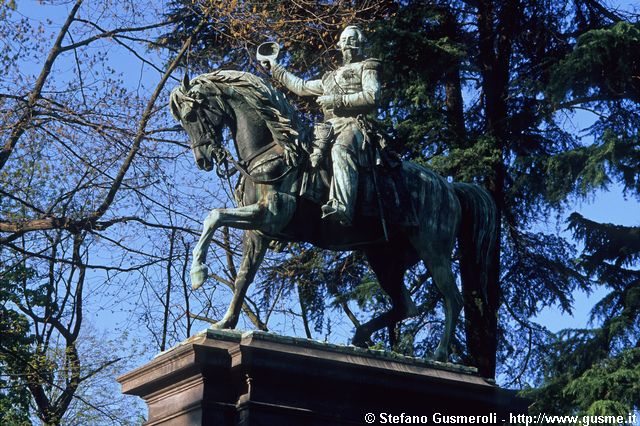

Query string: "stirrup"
[[321, 203, 351, 226]]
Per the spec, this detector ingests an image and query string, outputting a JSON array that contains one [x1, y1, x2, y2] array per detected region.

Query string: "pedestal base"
[[118, 330, 527, 425]]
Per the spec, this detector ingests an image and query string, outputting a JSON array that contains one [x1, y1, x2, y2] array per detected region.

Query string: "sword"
[[359, 116, 389, 242]]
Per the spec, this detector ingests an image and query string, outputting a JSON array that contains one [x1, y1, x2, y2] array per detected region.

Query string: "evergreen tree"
[[524, 19, 639, 413]]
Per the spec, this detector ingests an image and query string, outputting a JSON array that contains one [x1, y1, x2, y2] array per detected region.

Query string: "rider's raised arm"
[[341, 58, 381, 110], [271, 63, 323, 97]]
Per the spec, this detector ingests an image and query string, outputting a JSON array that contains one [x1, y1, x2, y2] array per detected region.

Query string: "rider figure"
[[264, 25, 381, 226]]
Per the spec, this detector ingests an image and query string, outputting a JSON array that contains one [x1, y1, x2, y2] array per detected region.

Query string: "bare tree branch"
[[0, 0, 84, 170]]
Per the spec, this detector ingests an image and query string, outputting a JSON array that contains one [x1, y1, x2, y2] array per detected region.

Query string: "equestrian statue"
[[169, 25, 497, 362]]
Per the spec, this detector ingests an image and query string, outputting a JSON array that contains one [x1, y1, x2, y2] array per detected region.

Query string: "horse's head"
[[170, 75, 226, 172]]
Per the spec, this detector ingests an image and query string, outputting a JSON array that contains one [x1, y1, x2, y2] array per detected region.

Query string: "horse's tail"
[[453, 183, 498, 302]]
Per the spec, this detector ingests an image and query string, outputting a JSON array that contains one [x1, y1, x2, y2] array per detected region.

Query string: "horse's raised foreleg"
[[212, 230, 267, 329], [191, 203, 265, 289], [190, 192, 294, 329], [191, 191, 295, 289]]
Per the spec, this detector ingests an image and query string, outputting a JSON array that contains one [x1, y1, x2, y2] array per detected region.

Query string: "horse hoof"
[[351, 330, 371, 348], [190, 264, 209, 290], [352, 339, 368, 348], [210, 320, 231, 330], [433, 347, 448, 362]]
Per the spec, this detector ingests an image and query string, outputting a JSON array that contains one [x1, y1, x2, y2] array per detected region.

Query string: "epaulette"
[[363, 58, 381, 71]]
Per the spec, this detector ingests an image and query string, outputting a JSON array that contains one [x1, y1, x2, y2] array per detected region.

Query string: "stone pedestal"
[[118, 330, 527, 425]]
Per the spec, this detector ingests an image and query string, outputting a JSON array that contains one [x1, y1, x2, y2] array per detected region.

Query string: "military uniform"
[[271, 58, 381, 224]]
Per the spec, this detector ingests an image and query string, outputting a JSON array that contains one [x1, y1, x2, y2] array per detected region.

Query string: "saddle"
[[298, 127, 418, 228]]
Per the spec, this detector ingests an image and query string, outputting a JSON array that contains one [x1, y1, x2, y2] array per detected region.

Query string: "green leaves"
[[431, 135, 502, 182], [544, 143, 611, 203], [0, 266, 37, 425], [550, 21, 640, 103], [568, 213, 640, 270], [565, 348, 640, 415]]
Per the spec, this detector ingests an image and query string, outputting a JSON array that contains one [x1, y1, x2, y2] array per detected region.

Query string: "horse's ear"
[[182, 72, 190, 92], [169, 89, 181, 120]]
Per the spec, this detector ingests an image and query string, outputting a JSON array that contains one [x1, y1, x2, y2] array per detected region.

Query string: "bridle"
[[188, 93, 298, 184]]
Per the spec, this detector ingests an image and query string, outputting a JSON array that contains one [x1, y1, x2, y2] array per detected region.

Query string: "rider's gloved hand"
[[283, 145, 299, 166], [310, 150, 323, 168], [317, 95, 336, 110], [261, 58, 276, 72]]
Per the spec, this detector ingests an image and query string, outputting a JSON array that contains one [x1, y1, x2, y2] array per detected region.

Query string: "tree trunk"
[[441, 9, 467, 144], [463, 0, 517, 379]]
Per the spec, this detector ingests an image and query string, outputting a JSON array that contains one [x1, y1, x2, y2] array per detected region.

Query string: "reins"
[[184, 73, 303, 185], [218, 143, 298, 185]]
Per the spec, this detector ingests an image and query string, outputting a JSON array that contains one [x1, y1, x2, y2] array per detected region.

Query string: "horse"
[[169, 70, 497, 362]]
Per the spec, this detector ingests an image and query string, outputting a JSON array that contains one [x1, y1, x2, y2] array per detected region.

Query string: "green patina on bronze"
[[169, 28, 497, 362]]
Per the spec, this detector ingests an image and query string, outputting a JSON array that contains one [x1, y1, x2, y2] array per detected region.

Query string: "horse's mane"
[[186, 70, 308, 153]]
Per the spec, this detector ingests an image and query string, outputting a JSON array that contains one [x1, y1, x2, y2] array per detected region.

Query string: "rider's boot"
[[321, 200, 351, 226], [322, 142, 358, 226]]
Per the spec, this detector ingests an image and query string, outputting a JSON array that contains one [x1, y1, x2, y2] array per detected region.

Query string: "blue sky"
[[534, 184, 638, 332]]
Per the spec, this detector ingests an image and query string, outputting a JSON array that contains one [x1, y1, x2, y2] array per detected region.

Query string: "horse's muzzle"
[[197, 156, 213, 171], [193, 141, 214, 171]]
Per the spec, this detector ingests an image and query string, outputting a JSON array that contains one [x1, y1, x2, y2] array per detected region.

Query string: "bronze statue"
[[261, 25, 380, 226], [169, 26, 497, 362]]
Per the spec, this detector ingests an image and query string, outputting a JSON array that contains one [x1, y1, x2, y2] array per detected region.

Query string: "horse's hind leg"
[[213, 230, 267, 329], [352, 245, 418, 348], [422, 253, 462, 362]]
